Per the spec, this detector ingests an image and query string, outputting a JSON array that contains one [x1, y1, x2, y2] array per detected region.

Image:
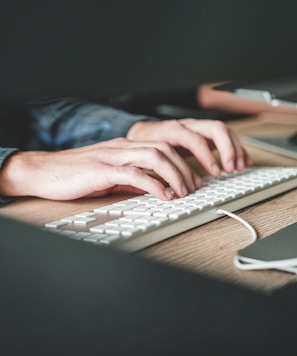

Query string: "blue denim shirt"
[[0, 97, 160, 203], [25, 97, 159, 150], [0, 147, 19, 203]]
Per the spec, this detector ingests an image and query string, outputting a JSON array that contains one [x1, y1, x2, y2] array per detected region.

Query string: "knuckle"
[[195, 134, 207, 144], [212, 120, 227, 131], [128, 166, 142, 176], [147, 147, 162, 159], [166, 119, 180, 130], [158, 142, 172, 153]]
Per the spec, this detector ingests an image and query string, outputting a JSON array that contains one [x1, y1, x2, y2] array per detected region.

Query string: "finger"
[[157, 121, 222, 176], [92, 164, 175, 200], [122, 141, 201, 192], [88, 141, 201, 193], [202, 121, 238, 173], [50, 161, 174, 201], [107, 147, 190, 198], [179, 119, 250, 173], [226, 132, 253, 171], [202, 123, 253, 172]]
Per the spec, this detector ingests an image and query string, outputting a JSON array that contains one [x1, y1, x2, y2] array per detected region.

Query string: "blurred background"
[[1, 0, 297, 103]]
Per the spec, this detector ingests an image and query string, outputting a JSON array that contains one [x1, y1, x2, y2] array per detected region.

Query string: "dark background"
[[1, 0, 297, 103]]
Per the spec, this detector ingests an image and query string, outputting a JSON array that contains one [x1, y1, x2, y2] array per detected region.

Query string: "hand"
[[127, 119, 253, 175], [0, 138, 201, 201]]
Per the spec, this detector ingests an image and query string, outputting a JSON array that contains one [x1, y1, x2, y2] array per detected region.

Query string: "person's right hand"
[[0, 138, 201, 202]]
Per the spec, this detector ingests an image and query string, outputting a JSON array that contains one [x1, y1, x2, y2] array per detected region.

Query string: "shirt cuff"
[[0, 148, 19, 204]]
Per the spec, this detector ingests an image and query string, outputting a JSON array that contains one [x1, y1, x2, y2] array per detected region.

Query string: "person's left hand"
[[127, 119, 253, 176]]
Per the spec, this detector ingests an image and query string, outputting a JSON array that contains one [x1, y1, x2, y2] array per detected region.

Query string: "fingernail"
[[181, 186, 189, 197], [189, 181, 196, 193], [164, 188, 174, 199], [226, 160, 234, 172], [237, 158, 245, 170], [211, 163, 221, 175]]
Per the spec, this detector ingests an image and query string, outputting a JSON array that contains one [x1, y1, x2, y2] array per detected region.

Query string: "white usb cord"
[[216, 209, 257, 243], [216, 209, 297, 274]]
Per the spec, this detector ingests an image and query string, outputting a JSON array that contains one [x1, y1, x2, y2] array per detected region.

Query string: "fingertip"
[[223, 160, 234, 173], [163, 187, 174, 200], [170, 185, 189, 199], [210, 163, 221, 176], [181, 185, 189, 197], [236, 158, 245, 171]]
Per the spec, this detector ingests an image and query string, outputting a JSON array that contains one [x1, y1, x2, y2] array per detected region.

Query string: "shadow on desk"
[[0, 214, 297, 356]]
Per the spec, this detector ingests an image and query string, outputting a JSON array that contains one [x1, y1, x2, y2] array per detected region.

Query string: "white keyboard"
[[44, 167, 297, 251]]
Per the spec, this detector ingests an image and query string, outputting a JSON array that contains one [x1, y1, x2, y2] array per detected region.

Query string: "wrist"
[[0, 152, 32, 197]]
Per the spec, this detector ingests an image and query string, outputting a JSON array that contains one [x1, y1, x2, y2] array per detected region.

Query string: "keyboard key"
[[73, 217, 97, 225], [45, 220, 68, 229]]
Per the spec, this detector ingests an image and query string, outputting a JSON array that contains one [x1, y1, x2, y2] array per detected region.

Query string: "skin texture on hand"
[[0, 138, 200, 201], [127, 119, 253, 175], [0, 119, 252, 202]]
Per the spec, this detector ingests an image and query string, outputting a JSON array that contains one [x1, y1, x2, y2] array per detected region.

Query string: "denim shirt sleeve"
[[0, 147, 19, 205], [25, 97, 160, 150]]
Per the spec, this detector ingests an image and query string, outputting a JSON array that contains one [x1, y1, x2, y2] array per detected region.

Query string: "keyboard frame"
[[116, 175, 297, 251]]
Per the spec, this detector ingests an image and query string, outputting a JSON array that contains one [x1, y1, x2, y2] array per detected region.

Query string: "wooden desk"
[[1, 112, 297, 292]]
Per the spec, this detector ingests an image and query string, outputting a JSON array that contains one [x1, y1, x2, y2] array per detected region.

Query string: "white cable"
[[216, 208, 297, 274], [234, 255, 297, 274], [216, 208, 257, 243]]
